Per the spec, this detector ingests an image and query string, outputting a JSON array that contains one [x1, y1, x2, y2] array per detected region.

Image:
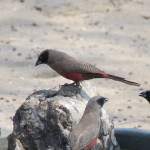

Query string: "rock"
[[15, 139, 25, 150], [7, 82, 120, 150]]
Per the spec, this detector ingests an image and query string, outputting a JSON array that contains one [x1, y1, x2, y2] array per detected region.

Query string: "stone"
[[7, 82, 120, 150]]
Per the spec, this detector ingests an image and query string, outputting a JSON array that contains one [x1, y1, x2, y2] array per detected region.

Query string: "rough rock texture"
[[7, 84, 120, 150]]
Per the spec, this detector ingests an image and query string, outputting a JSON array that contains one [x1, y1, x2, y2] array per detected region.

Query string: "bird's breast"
[[50, 61, 85, 82], [62, 72, 84, 82]]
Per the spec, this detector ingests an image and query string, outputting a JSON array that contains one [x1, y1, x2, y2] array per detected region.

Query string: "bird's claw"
[[59, 82, 82, 89]]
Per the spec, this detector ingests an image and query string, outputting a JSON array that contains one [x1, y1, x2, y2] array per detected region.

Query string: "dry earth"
[[0, 0, 150, 140]]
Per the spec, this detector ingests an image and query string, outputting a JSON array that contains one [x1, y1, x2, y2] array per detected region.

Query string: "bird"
[[139, 90, 150, 103], [69, 95, 108, 150], [35, 49, 140, 86]]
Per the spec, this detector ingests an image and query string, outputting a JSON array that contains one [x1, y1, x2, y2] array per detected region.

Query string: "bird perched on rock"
[[35, 49, 140, 86], [139, 90, 150, 103], [69, 95, 108, 150]]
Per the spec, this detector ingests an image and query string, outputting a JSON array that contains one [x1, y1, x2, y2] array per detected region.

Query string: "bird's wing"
[[78, 126, 99, 150], [69, 113, 100, 150], [61, 59, 104, 74], [75, 114, 100, 150]]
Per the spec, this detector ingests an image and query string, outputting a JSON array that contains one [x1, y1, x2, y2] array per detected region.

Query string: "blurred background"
[[0, 0, 150, 149]]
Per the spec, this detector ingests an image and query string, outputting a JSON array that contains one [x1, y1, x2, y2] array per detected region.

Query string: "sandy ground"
[[0, 0, 150, 140]]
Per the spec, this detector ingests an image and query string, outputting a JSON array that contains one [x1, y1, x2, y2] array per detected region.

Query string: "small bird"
[[69, 95, 108, 150], [35, 49, 140, 86], [139, 90, 150, 103]]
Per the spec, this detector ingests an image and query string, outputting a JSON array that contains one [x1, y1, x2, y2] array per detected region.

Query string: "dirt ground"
[[0, 0, 150, 139]]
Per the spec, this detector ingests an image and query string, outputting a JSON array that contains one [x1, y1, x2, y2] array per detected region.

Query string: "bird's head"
[[139, 91, 146, 98], [96, 96, 108, 107], [35, 50, 49, 66], [139, 90, 150, 103], [85, 96, 108, 113]]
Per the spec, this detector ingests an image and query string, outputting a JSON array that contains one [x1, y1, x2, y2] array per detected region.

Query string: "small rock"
[[34, 6, 43, 11]]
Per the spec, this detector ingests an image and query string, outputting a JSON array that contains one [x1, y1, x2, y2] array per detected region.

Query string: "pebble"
[[34, 6, 43, 11], [113, 116, 118, 119], [17, 53, 22, 56], [144, 81, 148, 84], [118, 109, 122, 112], [127, 106, 132, 109], [128, 72, 133, 75], [12, 47, 16, 51], [138, 125, 142, 128]]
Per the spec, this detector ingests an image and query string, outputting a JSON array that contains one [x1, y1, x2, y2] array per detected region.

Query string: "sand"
[[0, 0, 150, 139]]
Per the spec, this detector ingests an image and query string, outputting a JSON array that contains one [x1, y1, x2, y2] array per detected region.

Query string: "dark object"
[[34, 6, 43, 11], [115, 128, 150, 150], [139, 90, 150, 103], [20, 0, 25, 2]]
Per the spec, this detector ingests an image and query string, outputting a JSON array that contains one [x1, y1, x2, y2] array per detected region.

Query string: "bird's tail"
[[101, 73, 140, 86]]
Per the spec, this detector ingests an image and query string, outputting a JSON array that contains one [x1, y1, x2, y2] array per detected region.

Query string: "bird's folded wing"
[[61, 60, 104, 74], [78, 127, 99, 150]]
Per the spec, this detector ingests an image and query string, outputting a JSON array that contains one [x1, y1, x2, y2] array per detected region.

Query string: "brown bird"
[[35, 49, 140, 86], [69, 95, 108, 150]]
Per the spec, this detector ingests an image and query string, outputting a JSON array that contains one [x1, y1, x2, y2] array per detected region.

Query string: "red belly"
[[85, 136, 98, 150], [62, 72, 84, 82]]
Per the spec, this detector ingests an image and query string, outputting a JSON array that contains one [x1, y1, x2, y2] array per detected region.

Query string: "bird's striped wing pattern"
[[78, 127, 99, 150], [61, 59, 104, 74]]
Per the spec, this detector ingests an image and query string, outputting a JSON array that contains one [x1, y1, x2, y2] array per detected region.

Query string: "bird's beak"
[[35, 60, 41, 66], [104, 98, 108, 102], [139, 92, 146, 98]]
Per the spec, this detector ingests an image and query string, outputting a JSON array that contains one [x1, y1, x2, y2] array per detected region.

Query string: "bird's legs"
[[59, 81, 82, 89]]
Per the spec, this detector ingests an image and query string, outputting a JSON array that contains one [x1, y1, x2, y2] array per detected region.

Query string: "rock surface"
[[8, 84, 120, 150]]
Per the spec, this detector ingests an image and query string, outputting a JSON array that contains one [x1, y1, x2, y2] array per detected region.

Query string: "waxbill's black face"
[[139, 90, 150, 103], [84, 96, 108, 114], [35, 50, 49, 66], [97, 96, 108, 107]]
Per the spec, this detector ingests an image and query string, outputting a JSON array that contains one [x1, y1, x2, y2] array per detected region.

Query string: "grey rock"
[[7, 82, 120, 150]]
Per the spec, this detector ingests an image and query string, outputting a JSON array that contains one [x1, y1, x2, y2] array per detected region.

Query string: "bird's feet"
[[59, 82, 82, 89]]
